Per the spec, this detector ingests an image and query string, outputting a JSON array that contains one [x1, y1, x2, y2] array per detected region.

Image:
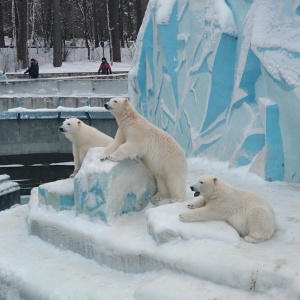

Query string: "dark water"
[[0, 153, 74, 195]]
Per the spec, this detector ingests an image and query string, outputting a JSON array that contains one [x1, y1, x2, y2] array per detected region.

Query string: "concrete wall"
[[7, 72, 128, 80], [0, 78, 128, 97], [0, 96, 113, 111], [0, 117, 118, 156]]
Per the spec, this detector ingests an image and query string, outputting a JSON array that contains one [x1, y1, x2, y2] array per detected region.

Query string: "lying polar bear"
[[100, 97, 187, 203], [179, 175, 276, 243], [60, 118, 113, 177]]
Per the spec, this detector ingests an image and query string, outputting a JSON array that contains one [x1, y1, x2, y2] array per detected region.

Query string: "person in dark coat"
[[97, 57, 112, 75], [24, 58, 39, 78]]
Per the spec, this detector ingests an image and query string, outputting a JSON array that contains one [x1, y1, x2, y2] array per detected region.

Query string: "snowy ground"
[[1, 47, 133, 74], [37, 60, 132, 74], [1, 157, 300, 299]]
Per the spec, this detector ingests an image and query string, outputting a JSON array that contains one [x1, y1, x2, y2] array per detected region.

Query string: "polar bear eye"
[[67, 123, 70, 125], [200, 181, 204, 184], [114, 100, 117, 103]]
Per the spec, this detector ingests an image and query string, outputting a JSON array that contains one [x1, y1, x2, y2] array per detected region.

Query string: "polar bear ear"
[[213, 177, 217, 183], [78, 120, 81, 125]]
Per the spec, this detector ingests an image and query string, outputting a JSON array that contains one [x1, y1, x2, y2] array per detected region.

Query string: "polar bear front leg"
[[70, 145, 81, 178], [187, 197, 206, 209], [100, 140, 122, 161], [179, 207, 220, 222], [108, 142, 139, 162], [101, 128, 125, 161]]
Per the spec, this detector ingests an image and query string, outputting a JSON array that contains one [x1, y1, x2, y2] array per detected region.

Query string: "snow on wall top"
[[0, 175, 20, 196]]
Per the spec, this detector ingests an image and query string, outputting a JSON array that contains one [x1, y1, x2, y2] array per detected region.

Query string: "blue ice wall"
[[129, 0, 300, 182]]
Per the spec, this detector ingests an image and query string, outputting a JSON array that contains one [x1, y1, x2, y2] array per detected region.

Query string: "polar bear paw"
[[179, 212, 189, 222], [187, 204, 196, 209], [153, 192, 168, 201], [69, 169, 79, 178], [107, 156, 119, 162], [244, 234, 266, 244]]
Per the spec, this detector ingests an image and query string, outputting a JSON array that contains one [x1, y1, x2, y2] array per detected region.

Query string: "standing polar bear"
[[179, 175, 276, 243], [60, 118, 113, 177], [100, 97, 187, 203]]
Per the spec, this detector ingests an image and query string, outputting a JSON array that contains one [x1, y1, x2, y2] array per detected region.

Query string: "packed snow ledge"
[[1, 156, 300, 299]]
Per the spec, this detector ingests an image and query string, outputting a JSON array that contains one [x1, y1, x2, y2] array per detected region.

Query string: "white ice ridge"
[[205, 0, 237, 36], [155, 0, 176, 25], [0, 175, 20, 196]]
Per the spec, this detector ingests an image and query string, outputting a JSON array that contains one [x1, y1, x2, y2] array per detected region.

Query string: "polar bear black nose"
[[104, 103, 108, 109], [190, 186, 194, 191], [59, 127, 64, 132]]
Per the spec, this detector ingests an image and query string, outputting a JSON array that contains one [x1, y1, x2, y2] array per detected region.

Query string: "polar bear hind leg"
[[153, 175, 169, 200], [167, 173, 186, 202], [244, 207, 275, 243]]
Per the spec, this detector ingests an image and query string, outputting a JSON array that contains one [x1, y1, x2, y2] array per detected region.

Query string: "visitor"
[[97, 57, 112, 75], [24, 58, 39, 78], [0, 70, 8, 81]]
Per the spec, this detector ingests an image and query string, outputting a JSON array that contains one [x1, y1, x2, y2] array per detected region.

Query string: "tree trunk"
[[136, 0, 148, 35], [92, 0, 100, 48], [126, 0, 133, 45], [119, 0, 124, 48], [108, 0, 121, 62], [0, 0, 5, 48], [14, 0, 28, 69], [53, 0, 62, 67]]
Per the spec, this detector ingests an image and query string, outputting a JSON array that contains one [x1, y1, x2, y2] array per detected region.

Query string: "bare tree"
[[53, 0, 62, 66], [119, 0, 124, 48], [136, 0, 148, 35], [107, 0, 121, 62], [92, 0, 100, 48], [14, 0, 28, 69], [0, 0, 5, 47]]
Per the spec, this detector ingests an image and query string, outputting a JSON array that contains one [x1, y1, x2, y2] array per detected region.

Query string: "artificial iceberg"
[[129, 0, 300, 182]]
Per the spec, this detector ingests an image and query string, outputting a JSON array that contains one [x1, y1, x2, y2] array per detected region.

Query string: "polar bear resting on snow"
[[100, 97, 187, 203], [179, 175, 276, 243], [60, 118, 113, 177]]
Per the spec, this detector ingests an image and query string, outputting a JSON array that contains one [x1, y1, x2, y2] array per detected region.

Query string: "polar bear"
[[60, 118, 113, 177], [179, 175, 276, 243], [100, 97, 187, 202]]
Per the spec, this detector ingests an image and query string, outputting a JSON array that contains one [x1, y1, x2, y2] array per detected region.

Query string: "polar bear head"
[[104, 97, 130, 117], [190, 175, 218, 198], [60, 118, 82, 135]]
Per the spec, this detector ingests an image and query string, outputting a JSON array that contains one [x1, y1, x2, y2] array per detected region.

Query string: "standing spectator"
[[97, 57, 112, 75], [24, 58, 39, 78], [0, 70, 8, 81]]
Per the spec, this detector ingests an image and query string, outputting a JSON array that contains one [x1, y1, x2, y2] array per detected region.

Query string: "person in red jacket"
[[97, 57, 112, 75]]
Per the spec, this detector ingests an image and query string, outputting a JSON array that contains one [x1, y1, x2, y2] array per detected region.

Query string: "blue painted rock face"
[[74, 148, 157, 224], [128, 0, 300, 182]]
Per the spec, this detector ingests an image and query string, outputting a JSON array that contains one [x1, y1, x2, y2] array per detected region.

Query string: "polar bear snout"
[[104, 103, 112, 110], [190, 185, 200, 197], [59, 127, 65, 132]]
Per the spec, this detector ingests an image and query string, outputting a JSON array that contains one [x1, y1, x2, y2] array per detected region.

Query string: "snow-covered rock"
[[37, 148, 157, 223], [74, 148, 157, 223]]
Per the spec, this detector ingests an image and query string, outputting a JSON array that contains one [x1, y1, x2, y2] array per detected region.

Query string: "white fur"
[[100, 97, 187, 202], [180, 175, 276, 243], [60, 118, 113, 177]]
